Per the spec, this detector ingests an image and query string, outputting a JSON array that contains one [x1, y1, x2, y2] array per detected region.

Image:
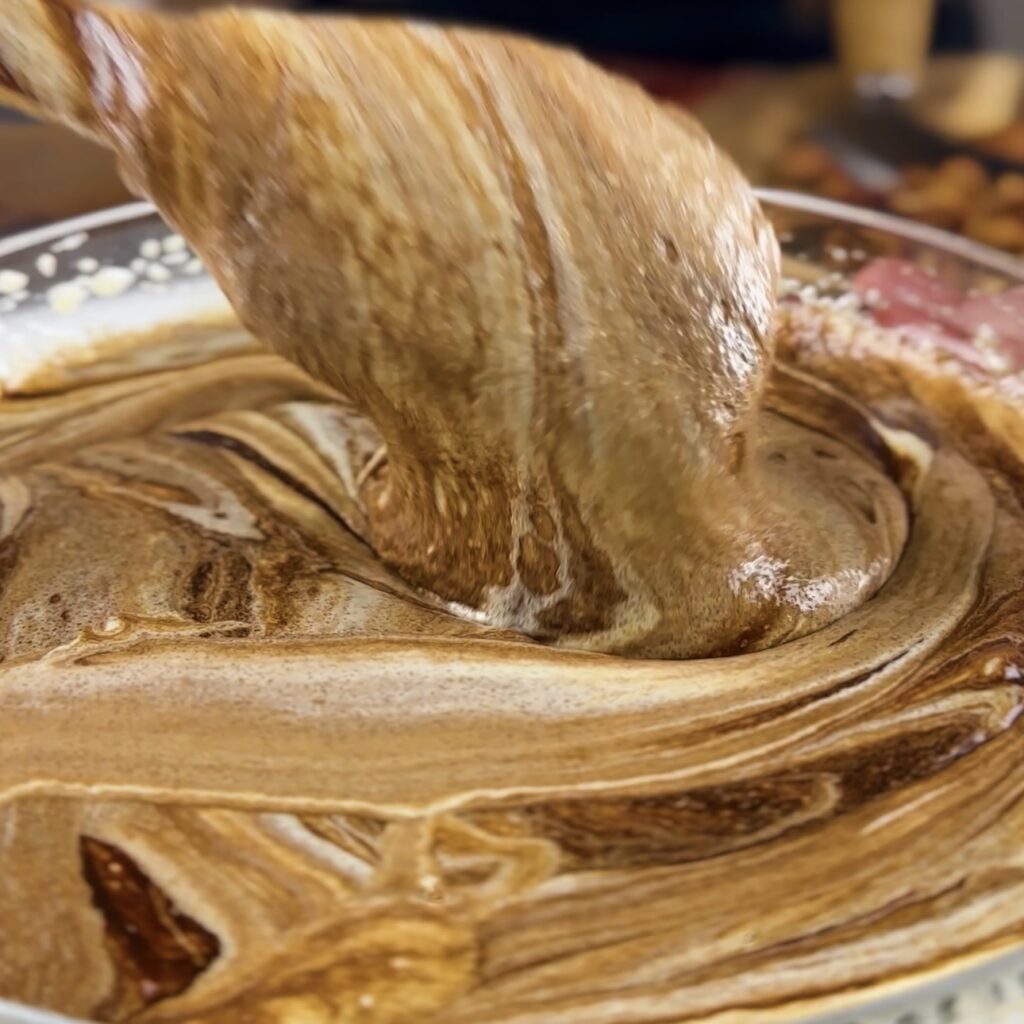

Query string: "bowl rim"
[[0, 200, 156, 260], [2, 191, 1023, 282], [758, 187, 1024, 280]]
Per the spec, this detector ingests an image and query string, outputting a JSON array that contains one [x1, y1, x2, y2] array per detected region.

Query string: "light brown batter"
[[0, 3, 1022, 1024], [0, 299, 1021, 1024]]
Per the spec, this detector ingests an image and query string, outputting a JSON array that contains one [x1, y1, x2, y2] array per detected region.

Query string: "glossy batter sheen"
[[0, 303, 1022, 1024], [0, 0, 908, 658], [0, 2, 1022, 1024]]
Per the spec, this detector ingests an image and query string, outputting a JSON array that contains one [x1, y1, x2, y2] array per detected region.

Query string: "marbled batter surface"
[[1, 305, 1023, 1024]]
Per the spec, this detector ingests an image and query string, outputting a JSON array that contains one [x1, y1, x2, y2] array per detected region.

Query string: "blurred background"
[[3, 0, 1024, 255]]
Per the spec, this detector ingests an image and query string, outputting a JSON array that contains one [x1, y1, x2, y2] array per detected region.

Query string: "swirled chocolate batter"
[[0, 0, 910, 659], [1, 3, 1023, 1024]]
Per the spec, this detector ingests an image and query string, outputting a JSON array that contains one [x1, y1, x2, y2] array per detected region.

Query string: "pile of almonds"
[[774, 140, 1024, 255]]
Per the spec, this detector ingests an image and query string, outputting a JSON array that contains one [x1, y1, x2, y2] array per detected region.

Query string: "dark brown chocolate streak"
[[726, 658, 900, 733], [80, 835, 220, 1008], [173, 428, 367, 542], [467, 722, 993, 875], [173, 428, 475, 617], [44, 0, 97, 127], [0, 58, 17, 94]]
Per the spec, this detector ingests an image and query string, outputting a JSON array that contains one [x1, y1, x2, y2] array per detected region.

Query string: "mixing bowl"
[[0, 192, 1021, 1024]]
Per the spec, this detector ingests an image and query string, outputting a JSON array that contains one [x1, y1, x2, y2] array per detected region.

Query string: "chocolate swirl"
[[0, 3, 1022, 1023], [0, 294, 1021, 1023], [0, 0, 907, 658]]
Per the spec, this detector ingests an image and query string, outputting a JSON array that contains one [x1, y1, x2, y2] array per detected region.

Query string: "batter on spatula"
[[1, 0, 906, 658]]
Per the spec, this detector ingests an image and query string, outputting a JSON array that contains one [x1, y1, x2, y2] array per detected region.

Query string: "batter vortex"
[[0, 3, 1022, 1024]]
